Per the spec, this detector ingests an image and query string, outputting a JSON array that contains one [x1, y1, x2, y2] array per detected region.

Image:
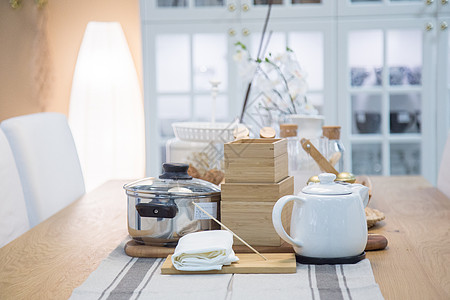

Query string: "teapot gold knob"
[[307, 175, 320, 185], [336, 172, 357, 183]]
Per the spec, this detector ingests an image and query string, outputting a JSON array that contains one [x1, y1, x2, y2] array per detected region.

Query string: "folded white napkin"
[[171, 230, 239, 271]]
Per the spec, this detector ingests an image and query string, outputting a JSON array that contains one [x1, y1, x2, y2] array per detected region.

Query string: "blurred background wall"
[[0, 0, 142, 121]]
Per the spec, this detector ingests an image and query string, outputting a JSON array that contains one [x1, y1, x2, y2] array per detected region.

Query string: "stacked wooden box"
[[221, 139, 294, 246]]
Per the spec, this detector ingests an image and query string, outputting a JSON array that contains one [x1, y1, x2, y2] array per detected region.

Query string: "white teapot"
[[272, 173, 369, 259]]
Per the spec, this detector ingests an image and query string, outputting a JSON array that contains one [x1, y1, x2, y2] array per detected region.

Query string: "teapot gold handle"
[[272, 195, 304, 247]]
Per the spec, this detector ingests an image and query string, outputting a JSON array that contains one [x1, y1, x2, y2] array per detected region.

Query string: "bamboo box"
[[224, 153, 288, 183], [221, 176, 294, 202], [221, 201, 292, 246], [224, 138, 287, 158]]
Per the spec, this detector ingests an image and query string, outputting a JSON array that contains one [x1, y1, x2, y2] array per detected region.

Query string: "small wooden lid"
[[280, 124, 298, 137], [322, 126, 341, 140], [233, 125, 250, 140], [260, 127, 276, 138]]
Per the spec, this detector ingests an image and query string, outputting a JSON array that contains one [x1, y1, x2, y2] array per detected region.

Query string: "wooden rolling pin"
[[366, 234, 388, 251]]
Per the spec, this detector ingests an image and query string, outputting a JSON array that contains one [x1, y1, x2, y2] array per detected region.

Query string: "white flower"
[[297, 101, 319, 115], [234, 42, 318, 117], [254, 74, 277, 97], [234, 50, 258, 83], [233, 50, 247, 63], [240, 62, 258, 83], [273, 52, 290, 65], [288, 76, 308, 99], [292, 68, 308, 82], [279, 99, 290, 109], [233, 51, 258, 82]]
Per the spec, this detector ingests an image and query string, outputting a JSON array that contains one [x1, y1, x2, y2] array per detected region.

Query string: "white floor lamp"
[[69, 22, 145, 192]]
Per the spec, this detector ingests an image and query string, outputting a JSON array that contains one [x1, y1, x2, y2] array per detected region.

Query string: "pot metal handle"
[[136, 202, 178, 218]]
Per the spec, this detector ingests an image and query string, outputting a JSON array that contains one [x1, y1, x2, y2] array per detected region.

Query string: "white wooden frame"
[[436, 15, 450, 172], [141, 0, 336, 22], [337, 0, 436, 17]]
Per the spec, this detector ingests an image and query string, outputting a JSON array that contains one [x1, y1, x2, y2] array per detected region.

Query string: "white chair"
[[1, 112, 85, 227], [0, 128, 29, 247], [437, 132, 450, 199]]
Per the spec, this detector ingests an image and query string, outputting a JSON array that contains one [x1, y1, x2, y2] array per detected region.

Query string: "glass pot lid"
[[302, 173, 351, 195], [123, 163, 220, 197]]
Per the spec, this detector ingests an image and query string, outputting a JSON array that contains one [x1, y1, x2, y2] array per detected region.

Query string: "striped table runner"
[[70, 241, 384, 300]]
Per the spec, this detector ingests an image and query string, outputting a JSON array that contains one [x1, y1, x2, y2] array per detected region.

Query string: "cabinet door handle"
[[228, 28, 236, 36], [426, 22, 434, 31], [228, 3, 236, 12], [242, 28, 251, 36], [242, 4, 250, 12], [441, 21, 448, 30], [426, 0, 434, 5]]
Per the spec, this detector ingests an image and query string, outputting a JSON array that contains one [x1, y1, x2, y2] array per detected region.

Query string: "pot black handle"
[[159, 163, 192, 180], [136, 202, 178, 218]]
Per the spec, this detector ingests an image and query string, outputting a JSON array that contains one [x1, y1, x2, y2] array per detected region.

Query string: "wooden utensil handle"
[[300, 138, 338, 175]]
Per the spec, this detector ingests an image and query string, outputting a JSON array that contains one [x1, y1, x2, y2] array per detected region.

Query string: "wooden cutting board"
[[125, 234, 387, 258], [124, 240, 294, 258], [160, 253, 297, 275]]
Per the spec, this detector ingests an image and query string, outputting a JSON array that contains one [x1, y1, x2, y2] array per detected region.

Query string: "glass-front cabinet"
[[338, 18, 436, 181], [337, 0, 450, 183], [141, 0, 449, 184]]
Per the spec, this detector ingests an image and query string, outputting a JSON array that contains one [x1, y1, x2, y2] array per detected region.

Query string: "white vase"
[[287, 114, 325, 139]]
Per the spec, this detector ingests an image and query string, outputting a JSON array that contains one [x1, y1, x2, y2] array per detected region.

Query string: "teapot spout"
[[350, 184, 370, 207]]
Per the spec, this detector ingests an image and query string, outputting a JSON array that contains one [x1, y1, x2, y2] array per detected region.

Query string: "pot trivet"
[[366, 207, 385, 228], [296, 252, 366, 265]]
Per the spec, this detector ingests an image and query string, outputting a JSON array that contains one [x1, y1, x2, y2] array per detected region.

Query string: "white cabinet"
[[140, 0, 449, 183], [141, 1, 334, 176]]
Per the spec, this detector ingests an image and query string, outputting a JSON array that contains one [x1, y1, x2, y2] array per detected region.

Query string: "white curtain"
[[69, 22, 145, 192]]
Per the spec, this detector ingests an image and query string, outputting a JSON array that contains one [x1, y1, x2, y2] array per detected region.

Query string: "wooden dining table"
[[0, 176, 449, 300]]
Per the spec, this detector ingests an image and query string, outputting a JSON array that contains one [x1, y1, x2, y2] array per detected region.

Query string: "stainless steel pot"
[[123, 163, 221, 246]]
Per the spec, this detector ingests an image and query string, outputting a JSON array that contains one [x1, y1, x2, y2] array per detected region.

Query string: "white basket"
[[172, 122, 238, 143]]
